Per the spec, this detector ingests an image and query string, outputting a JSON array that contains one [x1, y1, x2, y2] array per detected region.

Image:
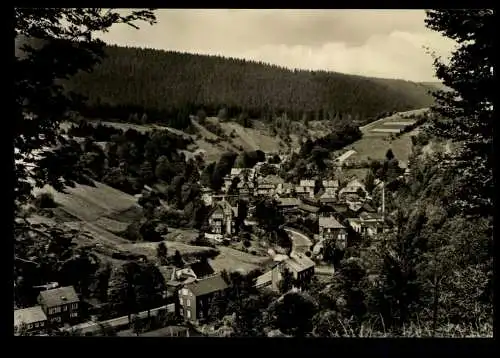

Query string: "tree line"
[[59, 44, 437, 128]]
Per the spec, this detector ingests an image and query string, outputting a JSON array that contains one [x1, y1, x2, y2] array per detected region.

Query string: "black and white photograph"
[[14, 8, 493, 338]]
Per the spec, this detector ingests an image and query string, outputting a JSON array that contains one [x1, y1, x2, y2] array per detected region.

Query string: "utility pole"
[[381, 181, 385, 223]]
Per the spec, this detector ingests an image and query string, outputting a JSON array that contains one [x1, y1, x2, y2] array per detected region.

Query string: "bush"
[[34, 192, 57, 209], [250, 250, 257, 256], [243, 240, 251, 248]]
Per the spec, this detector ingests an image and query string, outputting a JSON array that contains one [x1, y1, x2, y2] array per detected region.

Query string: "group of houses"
[[14, 285, 80, 335], [254, 251, 316, 291], [202, 167, 386, 244]]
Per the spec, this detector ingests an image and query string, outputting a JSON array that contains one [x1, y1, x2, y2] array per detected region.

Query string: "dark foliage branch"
[[14, 8, 156, 209], [424, 9, 494, 217]]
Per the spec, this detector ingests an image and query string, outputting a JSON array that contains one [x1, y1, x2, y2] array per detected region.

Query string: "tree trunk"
[[432, 277, 440, 336]]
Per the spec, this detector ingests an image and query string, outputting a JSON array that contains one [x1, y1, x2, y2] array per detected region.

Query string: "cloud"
[[98, 9, 457, 82]]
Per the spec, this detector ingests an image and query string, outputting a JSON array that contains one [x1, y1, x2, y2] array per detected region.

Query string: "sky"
[[98, 9, 457, 82]]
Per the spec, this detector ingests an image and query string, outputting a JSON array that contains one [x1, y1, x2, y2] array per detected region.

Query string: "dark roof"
[[361, 202, 376, 213], [189, 260, 215, 278], [332, 204, 349, 213], [38, 286, 79, 307], [319, 197, 337, 203], [186, 275, 228, 297], [277, 198, 300, 207], [298, 203, 320, 213], [319, 216, 345, 229]]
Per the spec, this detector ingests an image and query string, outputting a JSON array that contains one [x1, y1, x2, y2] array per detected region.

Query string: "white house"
[[317, 215, 347, 249], [297, 180, 315, 198], [207, 200, 237, 236], [339, 178, 368, 201], [322, 180, 339, 196]]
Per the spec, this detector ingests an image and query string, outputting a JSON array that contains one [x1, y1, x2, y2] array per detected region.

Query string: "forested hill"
[[60, 44, 437, 128]]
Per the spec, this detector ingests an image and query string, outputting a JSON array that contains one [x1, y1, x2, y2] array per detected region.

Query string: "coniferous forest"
[[61, 45, 438, 128]]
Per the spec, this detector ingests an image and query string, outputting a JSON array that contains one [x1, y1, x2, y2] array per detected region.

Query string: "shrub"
[[243, 240, 251, 248], [35, 192, 57, 209], [250, 250, 257, 255]]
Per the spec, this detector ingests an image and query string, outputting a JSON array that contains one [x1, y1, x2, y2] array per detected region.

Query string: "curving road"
[[283, 227, 312, 254]]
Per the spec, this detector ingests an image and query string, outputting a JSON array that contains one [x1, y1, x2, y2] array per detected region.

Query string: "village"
[[14, 146, 406, 337], [15, 8, 493, 339]]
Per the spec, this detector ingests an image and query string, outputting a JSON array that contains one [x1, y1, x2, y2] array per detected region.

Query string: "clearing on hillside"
[[209, 246, 269, 274], [335, 108, 430, 165], [34, 181, 139, 223]]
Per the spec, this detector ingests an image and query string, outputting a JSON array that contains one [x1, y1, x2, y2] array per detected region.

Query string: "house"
[[322, 180, 339, 196], [269, 253, 315, 291], [230, 168, 243, 178], [178, 275, 229, 322], [295, 185, 308, 198], [318, 216, 347, 249], [207, 200, 237, 236], [256, 182, 276, 197], [276, 182, 294, 196], [14, 306, 48, 335], [37, 286, 80, 326], [189, 260, 216, 279], [277, 197, 300, 214], [298, 180, 315, 198], [338, 178, 368, 201], [161, 260, 216, 289], [237, 180, 254, 198], [319, 191, 337, 205], [347, 214, 385, 238]]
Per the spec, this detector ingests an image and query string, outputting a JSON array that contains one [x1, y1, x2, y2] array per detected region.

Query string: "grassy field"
[[209, 246, 269, 274], [335, 108, 430, 165], [122, 240, 216, 260], [350, 130, 418, 163], [34, 181, 139, 223]]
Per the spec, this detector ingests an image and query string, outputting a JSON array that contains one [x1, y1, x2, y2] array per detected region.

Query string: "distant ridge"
[[17, 37, 438, 128]]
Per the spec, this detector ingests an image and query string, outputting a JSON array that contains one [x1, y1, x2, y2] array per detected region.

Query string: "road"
[[63, 303, 175, 335], [283, 227, 312, 254]]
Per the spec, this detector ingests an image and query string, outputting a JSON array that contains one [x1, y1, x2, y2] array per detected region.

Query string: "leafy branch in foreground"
[[14, 8, 156, 210]]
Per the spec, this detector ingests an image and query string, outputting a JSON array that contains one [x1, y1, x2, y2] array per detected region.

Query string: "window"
[[63, 305, 67, 311], [70, 312, 78, 318], [186, 310, 191, 319], [40, 322, 44, 327], [179, 297, 183, 305], [186, 299, 191, 307], [182, 289, 188, 296], [28, 324, 33, 329], [72, 303, 78, 309], [55, 306, 61, 313], [189, 291, 193, 297], [35, 322, 39, 328]]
